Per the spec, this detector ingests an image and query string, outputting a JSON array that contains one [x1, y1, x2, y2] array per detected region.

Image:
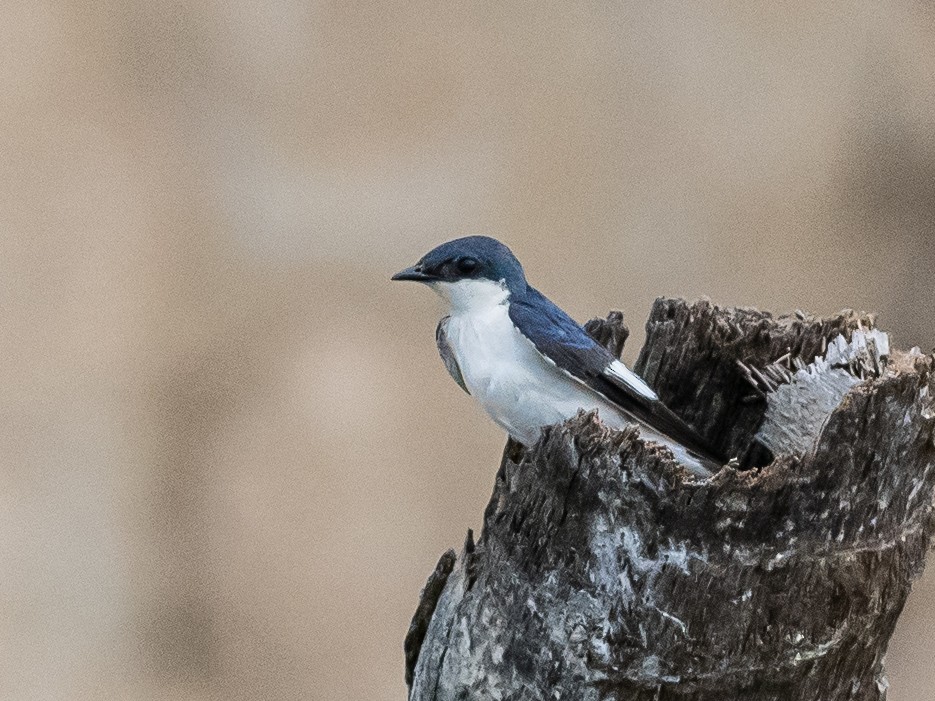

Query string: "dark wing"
[[508, 288, 722, 463], [436, 316, 470, 395]]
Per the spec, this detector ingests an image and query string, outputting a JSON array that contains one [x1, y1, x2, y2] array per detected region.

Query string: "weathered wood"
[[405, 299, 935, 701]]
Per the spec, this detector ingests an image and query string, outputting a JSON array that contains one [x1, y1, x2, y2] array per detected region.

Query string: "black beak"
[[391, 265, 434, 282]]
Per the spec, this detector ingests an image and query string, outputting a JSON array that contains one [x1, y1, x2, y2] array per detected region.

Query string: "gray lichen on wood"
[[405, 298, 935, 701]]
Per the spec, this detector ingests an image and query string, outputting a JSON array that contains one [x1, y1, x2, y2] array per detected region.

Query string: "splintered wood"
[[406, 299, 935, 701]]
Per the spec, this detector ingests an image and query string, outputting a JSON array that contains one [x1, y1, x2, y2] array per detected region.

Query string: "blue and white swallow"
[[392, 236, 721, 476]]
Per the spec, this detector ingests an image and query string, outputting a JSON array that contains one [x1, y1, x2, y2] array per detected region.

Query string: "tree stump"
[[405, 299, 935, 701]]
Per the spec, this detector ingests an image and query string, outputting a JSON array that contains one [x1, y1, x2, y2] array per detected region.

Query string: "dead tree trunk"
[[404, 299, 935, 701]]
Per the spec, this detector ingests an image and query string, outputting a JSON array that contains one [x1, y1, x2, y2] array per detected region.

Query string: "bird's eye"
[[456, 257, 479, 274]]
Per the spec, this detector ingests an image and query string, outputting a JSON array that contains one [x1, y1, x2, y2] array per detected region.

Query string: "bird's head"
[[392, 236, 527, 313]]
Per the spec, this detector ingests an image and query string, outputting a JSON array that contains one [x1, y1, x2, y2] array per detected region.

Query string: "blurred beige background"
[[3, 2, 935, 700]]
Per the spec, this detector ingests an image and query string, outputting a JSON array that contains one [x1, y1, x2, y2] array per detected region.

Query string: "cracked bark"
[[404, 298, 935, 701]]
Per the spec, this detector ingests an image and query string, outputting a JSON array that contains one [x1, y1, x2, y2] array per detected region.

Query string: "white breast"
[[432, 279, 629, 446]]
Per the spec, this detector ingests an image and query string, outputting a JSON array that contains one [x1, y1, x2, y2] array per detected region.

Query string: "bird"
[[391, 236, 722, 476]]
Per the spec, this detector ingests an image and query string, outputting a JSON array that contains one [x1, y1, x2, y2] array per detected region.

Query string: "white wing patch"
[[605, 360, 658, 400]]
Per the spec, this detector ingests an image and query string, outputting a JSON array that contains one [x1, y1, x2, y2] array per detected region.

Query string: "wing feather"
[[508, 289, 722, 465], [436, 317, 470, 395]]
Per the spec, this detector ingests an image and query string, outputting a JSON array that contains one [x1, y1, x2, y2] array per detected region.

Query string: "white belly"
[[443, 303, 629, 446]]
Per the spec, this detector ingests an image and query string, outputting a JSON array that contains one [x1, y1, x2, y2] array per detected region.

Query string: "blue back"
[[509, 286, 614, 378]]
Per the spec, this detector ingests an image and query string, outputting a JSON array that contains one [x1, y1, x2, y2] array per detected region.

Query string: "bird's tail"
[[638, 423, 721, 478]]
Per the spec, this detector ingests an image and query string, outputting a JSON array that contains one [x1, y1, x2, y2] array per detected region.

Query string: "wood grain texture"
[[406, 299, 935, 701]]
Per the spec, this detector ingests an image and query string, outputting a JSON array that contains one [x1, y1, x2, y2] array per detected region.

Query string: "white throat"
[[430, 279, 510, 315]]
